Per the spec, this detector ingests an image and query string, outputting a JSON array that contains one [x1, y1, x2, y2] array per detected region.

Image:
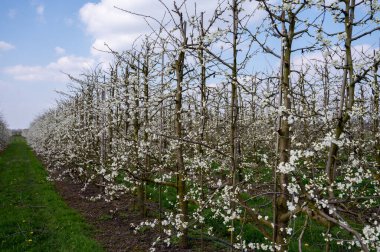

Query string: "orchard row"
[[27, 1, 380, 251]]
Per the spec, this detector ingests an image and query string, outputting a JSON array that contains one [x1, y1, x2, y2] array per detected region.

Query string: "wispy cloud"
[[54, 46, 66, 55], [3, 55, 94, 82], [0, 41, 15, 51], [30, 2, 45, 22], [8, 9, 17, 19], [36, 4, 44, 16]]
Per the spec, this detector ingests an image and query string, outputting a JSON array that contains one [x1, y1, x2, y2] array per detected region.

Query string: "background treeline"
[[27, 0, 380, 251], [0, 114, 10, 151]]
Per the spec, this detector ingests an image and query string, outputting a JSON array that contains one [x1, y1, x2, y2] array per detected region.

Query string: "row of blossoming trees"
[[0, 114, 10, 151], [27, 0, 380, 251]]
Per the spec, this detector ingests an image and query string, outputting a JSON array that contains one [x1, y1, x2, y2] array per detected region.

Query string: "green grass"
[[0, 136, 103, 252]]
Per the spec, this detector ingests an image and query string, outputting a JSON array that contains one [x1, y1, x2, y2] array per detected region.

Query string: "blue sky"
[[0, 0, 378, 129], [0, 0, 93, 129], [0, 0, 219, 129], [0, 0, 92, 65]]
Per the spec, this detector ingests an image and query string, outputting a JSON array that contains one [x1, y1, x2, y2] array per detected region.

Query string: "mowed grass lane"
[[0, 136, 103, 252]]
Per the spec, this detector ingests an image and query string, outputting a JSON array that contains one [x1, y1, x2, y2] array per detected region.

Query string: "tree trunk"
[[174, 18, 188, 249]]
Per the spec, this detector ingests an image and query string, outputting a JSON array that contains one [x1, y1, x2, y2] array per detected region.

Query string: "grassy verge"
[[0, 136, 103, 252]]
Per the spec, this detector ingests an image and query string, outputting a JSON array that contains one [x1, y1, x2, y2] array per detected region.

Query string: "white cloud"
[[32, 3, 45, 22], [79, 0, 160, 56], [79, 0, 236, 58], [0, 41, 15, 51], [3, 55, 95, 82], [36, 5, 44, 16], [54, 46, 66, 55]]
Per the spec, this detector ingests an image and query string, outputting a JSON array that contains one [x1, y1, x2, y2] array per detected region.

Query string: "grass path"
[[0, 136, 103, 252]]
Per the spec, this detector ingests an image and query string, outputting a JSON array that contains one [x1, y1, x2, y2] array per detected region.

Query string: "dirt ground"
[[53, 175, 219, 252]]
